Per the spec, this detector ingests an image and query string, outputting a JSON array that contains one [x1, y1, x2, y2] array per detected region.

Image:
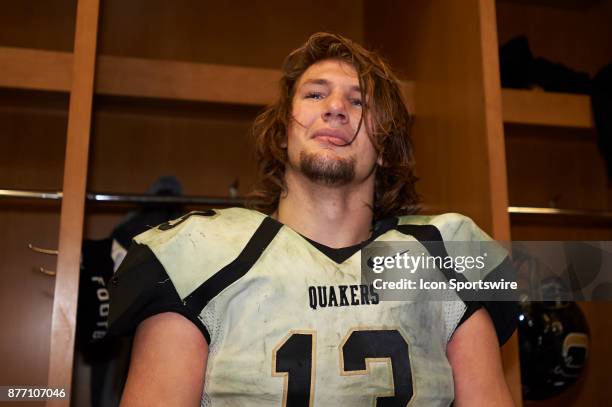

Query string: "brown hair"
[[247, 32, 419, 220]]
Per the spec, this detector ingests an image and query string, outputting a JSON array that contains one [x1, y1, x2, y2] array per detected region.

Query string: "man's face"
[[286, 59, 379, 187]]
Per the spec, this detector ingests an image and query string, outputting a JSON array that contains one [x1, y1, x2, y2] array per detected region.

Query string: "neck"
[[275, 169, 375, 248]]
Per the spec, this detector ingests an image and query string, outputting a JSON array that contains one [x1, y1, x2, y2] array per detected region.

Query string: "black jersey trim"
[[452, 257, 518, 346], [302, 237, 362, 263], [183, 216, 282, 316], [457, 302, 482, 327], [107, 243, 211, 343], [274, 216, 399, 265], [477, 256, 519, 345], [395, 224, 469, 288]]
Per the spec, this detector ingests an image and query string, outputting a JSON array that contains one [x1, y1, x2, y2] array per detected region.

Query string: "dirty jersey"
[[108, 208, 516, 406]]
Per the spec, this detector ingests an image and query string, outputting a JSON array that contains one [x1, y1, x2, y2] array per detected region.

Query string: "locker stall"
[[1, 0, 609, 405]]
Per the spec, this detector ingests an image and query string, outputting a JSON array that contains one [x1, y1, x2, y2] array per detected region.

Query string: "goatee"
[[299, 151, 356, 186]]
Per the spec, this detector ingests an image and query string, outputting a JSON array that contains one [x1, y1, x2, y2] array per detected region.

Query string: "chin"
[[299, 150, 356, 186], [311, 147, 347, 159]]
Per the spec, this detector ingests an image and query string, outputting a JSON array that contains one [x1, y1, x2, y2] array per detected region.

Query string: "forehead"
[[296, 59, 359, 88]]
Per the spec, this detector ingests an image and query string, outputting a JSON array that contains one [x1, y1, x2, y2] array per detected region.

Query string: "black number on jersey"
[[273, 329, 413, 406], [342, 330, 413, 406], [273, 332, 315, 407]]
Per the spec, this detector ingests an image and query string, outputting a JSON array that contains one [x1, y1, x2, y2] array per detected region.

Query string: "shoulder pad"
[[133, 208, 267, 298], [396, 212, 508, 275], [397, 213, 492, 241]]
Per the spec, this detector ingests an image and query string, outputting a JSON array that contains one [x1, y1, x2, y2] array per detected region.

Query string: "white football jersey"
[[108, 208, 516, 406]]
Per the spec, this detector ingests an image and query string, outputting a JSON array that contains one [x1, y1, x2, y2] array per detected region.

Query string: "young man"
[[109, 33, 516, 406]]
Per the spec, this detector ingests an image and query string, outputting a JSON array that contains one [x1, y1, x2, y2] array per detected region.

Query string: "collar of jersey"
[[266, 215, 399, 264]]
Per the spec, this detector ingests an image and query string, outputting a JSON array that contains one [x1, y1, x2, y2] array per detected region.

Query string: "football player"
[[109, 33, 517, 406]]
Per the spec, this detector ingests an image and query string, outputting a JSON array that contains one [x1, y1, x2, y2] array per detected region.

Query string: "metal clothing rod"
[[0, 188, 246, 206], [0, 189, 63, 200], [2, 189, 610, 219], [89, 193, 245, 206], [508, 206, 612, 221]]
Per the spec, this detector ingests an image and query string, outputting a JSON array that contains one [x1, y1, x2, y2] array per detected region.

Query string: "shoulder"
[[107, 208, 270, 341], [133, 208, 267, 298], [390, 213, 518, 345], [135, 207, 267, 250], [395, 212, 491, 242]]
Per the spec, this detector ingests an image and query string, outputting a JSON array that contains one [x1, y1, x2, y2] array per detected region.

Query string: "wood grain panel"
[[0, 47, 73, 92], [496, 0, 612, 77], [511, 221, 612, 240], [87, 102, 258, 197], [480, 0, 512, 242], [481, 0, 520, 400], [503, 89, 593, 128], [512, 223, 612, 407], [0, 208, 59, 407], [500, 3, 612, 403], [498, 0, 601, 8], [0, 1, 77, 51], [505, 124, 609, 211], [0, 47, 416, 110], [46, 0, 99, 405], [0, 90, 66, 407], [96, 56, 280, 105], [0, 101, 68, 190], [97, 0, 363, 68], [365, 0, 508, 235]]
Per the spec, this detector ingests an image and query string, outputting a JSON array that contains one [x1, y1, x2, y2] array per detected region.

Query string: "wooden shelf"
[[0, 47, 73, 92], [497, 0, 602, 9], [97, 55, 280, 105], [0, 46, 416, 109], [502, 88, 593, 129]]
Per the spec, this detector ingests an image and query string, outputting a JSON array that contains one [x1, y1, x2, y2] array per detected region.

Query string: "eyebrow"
[[300, 78, 361, 93]]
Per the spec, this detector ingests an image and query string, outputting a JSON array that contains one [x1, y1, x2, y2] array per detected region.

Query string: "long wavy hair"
[[247, 32, 419, 220]]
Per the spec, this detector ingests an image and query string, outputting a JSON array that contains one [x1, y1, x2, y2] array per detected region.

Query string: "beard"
[[299, 150, 356, 186]]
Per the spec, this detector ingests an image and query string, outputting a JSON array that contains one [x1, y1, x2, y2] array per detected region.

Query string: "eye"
[[305, 91, 324, 100], [350, 98, 363, 107]]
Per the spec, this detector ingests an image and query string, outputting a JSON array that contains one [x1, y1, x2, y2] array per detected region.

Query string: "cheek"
[[356, 132, 379, 166], [346, 110, 369, 140], [285, 122, 303, 161], [349, 109, 364, 125], [292, 103, 317, 128]]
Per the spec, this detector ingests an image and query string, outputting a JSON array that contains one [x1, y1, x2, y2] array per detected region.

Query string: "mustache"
[[290, 115, 364, 146]]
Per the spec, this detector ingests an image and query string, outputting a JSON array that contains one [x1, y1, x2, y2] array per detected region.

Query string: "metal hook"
[[38, 267, 57, 277], [28, 243, 58, 255]]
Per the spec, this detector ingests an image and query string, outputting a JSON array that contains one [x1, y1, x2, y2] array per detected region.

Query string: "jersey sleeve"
[[107, 208, 267, 345], [453, 259, 519, 346], [107, 241, 211, 343], [431, 213, 518, 346]]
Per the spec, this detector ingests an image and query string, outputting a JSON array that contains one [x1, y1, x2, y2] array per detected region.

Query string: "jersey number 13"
[[272, 329, 413, 407]]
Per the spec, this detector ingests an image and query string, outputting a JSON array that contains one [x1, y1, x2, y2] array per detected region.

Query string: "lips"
[[312, 129, 350, 146]]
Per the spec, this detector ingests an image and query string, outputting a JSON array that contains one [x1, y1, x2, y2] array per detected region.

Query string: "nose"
[[322, 92, 348, 124]]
